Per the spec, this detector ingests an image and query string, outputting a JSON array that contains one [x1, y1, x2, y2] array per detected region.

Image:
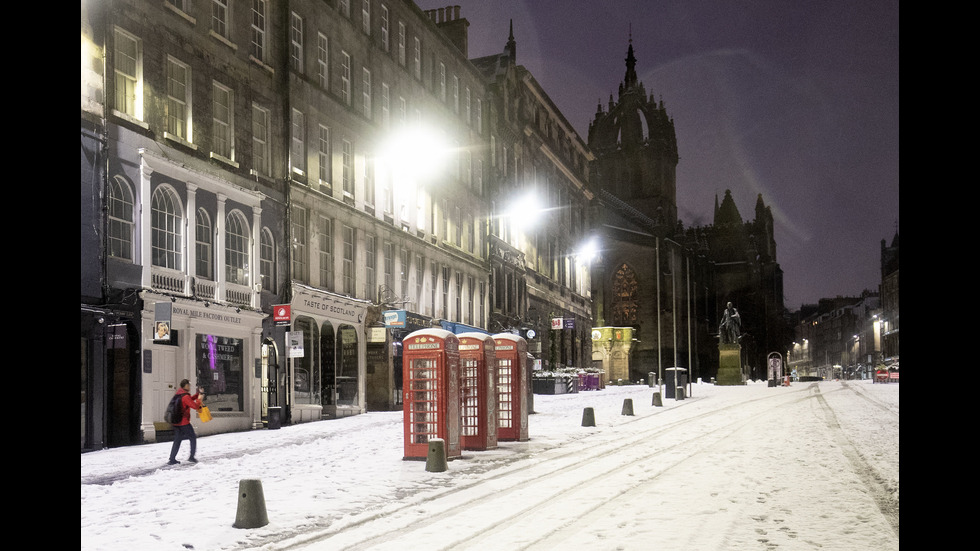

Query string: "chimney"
[[430, 5, 469, 57]]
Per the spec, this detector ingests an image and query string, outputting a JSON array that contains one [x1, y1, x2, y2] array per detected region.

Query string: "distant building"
[[879, 231, 899, 361], [471, 21, 594, 371]]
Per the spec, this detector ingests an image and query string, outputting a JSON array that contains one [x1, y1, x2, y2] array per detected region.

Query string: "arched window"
[[195, 208, 213, 280], [225, 210, 250, 285], [107, 176, 134, 260], [611, 263, 639, 326], [151, 185, 183, 269], [260, 227, 275, 293]]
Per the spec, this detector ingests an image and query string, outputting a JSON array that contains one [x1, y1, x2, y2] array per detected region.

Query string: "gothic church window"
[[611, 263, 638, 326]]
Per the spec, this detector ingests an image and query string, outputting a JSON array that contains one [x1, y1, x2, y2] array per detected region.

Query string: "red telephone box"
[[402, 329, 461, 460], [492, 334, 529, 442], [457, 332, 497, 451]]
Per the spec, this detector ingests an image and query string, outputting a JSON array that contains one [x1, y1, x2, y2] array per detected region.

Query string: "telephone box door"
[[402, 329, 460, 460], [493, 334, 529, 442], [458, 332, 497, 451]]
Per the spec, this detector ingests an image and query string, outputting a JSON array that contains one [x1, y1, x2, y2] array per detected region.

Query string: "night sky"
[[417, 0, 900, 309]]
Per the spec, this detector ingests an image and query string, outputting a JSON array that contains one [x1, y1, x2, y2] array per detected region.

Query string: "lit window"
[[317, 33, 329, 89], [362, 67, 372, 118], [252, 104, 270, 176], [107, 176, 134, 260], [151, 186, 183, 270], [166, 57, 191, 141], [342, 139, 354, 197], [318, 124, 331, 188], [319, 216, 334, 289], [251, 0, 267, 61], [343, 225, 355, 295], [292, 206, 309, 283], [212, 82, 234, 160], [362, 0, 371, 34], [291, 109, 306, 173], [196, 209, 213, 280], [380, 5, 389, 51], [225, 211, 250, 285], [341, 51, 351, 105], [290, 12, 304, 72], [113, 28, 142, 120], [260, 227, 275, 292], [413, 37, 420, 79], [397, 22, 406, 66]]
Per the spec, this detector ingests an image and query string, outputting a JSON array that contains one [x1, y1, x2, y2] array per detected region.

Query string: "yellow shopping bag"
[[198, 405, 213, 423]]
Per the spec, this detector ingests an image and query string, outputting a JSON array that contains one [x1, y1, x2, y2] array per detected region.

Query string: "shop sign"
[[273, 304, 291, 326], [154, 302, 172, 343], [287, 331, 304, 358], [383, 310, 407, 327], [551, 318, 563, 330], [367, 327, 387, 343], [107, 324, 128, 349]]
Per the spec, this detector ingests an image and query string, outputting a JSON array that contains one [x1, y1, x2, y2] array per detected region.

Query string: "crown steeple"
[[623, 32, 638, 91]]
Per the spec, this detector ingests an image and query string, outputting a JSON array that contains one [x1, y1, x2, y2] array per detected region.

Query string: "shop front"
[[288, 283, 372, 421], [140, 292, 266, 442], [375, 309, 435, 412]]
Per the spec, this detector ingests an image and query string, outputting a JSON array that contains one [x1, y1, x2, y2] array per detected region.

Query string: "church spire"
[[506, 19, 516, 62], [623, 33, 638, 92]]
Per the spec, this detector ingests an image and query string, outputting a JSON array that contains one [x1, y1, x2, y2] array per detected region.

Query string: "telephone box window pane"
[[461, 358, 479, 436], [498, 358, 512, 428], [409, 358, 438, 443]]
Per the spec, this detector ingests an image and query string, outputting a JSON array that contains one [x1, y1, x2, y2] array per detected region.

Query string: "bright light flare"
[[577, 236, 600, 263], [377, 125, 451, 182]]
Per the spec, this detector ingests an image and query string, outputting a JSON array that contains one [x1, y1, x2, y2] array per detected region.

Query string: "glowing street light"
[[377, 124, 451, 183], [576, 236, 600, 264]]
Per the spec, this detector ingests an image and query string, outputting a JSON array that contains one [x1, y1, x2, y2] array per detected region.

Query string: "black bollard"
[[582, 407, 596, 427], [652, 392, 663, 407], [622, 398, 635, 416]]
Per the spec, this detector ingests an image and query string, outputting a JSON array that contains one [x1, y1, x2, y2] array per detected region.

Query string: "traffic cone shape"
[[582, 407, 596, 427], [622, 398, 635, 416], [652, 392, 663, 407], [233, 479, 269, 529], [426, 438, 448, 472]]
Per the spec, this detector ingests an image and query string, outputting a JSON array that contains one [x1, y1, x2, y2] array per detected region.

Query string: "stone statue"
[[719, 302, 741, 344]]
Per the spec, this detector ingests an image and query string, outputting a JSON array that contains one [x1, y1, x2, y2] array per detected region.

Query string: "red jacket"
[[173, 388, 202, 426]]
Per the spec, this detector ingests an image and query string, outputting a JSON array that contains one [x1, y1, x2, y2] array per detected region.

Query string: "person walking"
[[169, 379, 204, 465]]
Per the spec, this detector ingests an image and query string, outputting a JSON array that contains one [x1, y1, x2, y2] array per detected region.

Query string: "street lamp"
[[377, 124, 451, 183]]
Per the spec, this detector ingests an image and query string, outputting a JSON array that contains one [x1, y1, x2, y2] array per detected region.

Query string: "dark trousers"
[[169, 423, 197, 461]]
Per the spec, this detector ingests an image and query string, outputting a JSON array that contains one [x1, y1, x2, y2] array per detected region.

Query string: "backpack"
[[165, 393, 184, 425]]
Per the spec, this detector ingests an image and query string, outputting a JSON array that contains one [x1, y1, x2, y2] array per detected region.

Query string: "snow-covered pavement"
[[81, 380, 899, 551]]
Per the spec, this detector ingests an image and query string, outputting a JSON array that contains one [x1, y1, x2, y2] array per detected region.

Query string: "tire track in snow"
[[814, 385, 900, 539], [266, 387, 817, 550]]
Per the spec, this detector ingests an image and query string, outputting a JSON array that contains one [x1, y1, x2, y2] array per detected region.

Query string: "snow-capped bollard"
[[652, 392, 663, 407], [425, 438, 448, 472], [582, 407, 596, 426], [233, 479, 269, 529], [622, 398, 635, 416]]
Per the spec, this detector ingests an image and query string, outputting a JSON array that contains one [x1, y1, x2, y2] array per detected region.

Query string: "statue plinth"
[[716, 343, 745, 386]]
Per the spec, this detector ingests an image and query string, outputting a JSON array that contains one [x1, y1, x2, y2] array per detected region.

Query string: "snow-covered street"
[[81, 380, 899, 550]]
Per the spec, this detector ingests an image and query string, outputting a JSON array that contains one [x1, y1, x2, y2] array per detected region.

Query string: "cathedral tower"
[[588, 39, 679, 229]]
